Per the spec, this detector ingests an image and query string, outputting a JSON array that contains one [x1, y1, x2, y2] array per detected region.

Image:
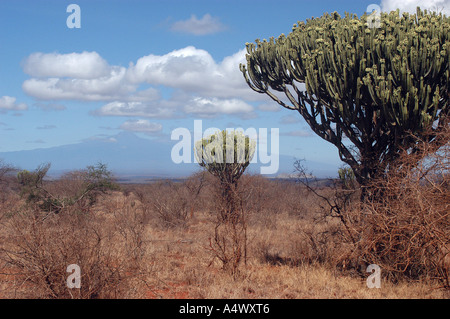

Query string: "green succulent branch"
[[195, 130, 255, 219], [195, 130, 256, 187], [240, 8, 449, 186]]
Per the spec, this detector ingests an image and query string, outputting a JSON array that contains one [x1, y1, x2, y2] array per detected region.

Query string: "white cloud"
[[83, 135, 118, 143], [0, 96, 28, 111], [170, 14, 227, 35], [119, 119, 162, 134], [22, 48, 262, 118], [380, 0, 450, 14], [23, 51, 111, 79], [126, 46, 258, 100], [183, 97, 254, 117], [95, 95, 254, 119], [93, 101, 177, 118], [126, 46, 216, 87], [22, 66, 136, 101]]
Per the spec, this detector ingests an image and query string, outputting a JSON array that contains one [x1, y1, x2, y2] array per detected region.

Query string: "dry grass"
[[0, 162, 448, 299], [119, 208, 448, 299]]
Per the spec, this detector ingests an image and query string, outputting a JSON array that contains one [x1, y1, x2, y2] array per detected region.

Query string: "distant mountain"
[[0, 132, 339, 180]]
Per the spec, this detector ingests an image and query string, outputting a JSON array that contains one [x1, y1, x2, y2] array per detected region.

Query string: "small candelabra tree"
[[195, 130, 255, 274]]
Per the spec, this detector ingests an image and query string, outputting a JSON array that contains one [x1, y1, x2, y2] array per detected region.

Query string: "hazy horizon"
[[1, 0, 447, 179]]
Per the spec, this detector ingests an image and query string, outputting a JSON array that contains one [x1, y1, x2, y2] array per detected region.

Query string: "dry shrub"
[[355, 127, 450, 286], [208, 218, 247, 276], [237, 175, 283, 215], [201, 175, 247, 276], [227, 172, 355, 271], [235, 174, 313, 231], [133, 177, 205, 229], [0, 196, 149, 298], [0, 163, 20, 221], [294, 219, 351, 267], [16, 163, 118, 216], [0, 187, 23, 222], [99, 191, 149, 268], [42, 171, 97, 214], [120, 172, 213, 230], [150, 181, 191, 228], [235, 126, 449, 288]]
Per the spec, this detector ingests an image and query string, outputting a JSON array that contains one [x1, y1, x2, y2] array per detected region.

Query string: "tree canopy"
[[195, 130, 256, 187], [240, 8, 449, 185]]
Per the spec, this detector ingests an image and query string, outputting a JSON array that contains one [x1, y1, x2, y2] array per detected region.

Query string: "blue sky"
[[0, 0, 448, 176]]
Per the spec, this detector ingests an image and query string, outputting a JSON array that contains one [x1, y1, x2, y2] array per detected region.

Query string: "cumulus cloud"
[[183, 97, 254, 117], [23, 51, 111, 79], [170, 14, 227, 35], [22, 47, 262, 118], [126, 46, 254, 100], [22, 66, 135, 101], [119, 119, 163, 134], [83, 135, 118, 143], [126, 46, 216, 87], [0, 96, 28, 112], [93, 101, 177, 118], [94, 95, 254, 119], [380, 0, 450, 14]]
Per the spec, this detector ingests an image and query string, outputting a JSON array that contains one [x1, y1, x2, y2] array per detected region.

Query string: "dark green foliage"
[[81, 163, 120, 201], [17, 163, 51, 205], [338, 166, 357, 189]]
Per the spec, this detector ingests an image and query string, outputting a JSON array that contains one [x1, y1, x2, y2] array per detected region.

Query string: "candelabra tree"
[[195, 130, 255, 274], [240, 8, 449, 192], [195, 130, 256, 221]]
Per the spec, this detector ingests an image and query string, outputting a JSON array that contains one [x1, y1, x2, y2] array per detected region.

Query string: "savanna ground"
[[0, 156, 448, 299]]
